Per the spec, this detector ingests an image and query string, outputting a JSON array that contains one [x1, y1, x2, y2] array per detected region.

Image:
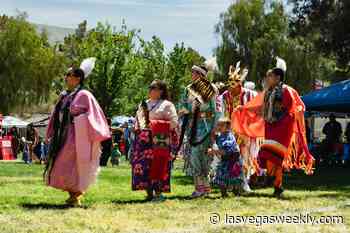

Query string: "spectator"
[[322, 114, 342, 143], [26, 124, 39, 162], [345, 122, 350, 143], [114, 128, 123, 144], [99, 118, 113, 166], [123, 122, 131, 160], [128, 122, 135, 162], [34, 137, 48, 164], [111, 143, 121, 166], [7, 127, 19, 159], [21, 137, 31, 164], [321, 114, 343, 163]]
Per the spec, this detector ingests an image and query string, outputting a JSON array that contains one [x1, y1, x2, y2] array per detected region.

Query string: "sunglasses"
[[192, 70, 201, 75], [149, 85, 159, 90]]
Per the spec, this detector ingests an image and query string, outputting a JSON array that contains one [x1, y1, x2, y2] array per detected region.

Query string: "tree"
[[165, 44, 205, 102], [61, 22, 137, 116], [120, 36, 168, 114], [215, 0, 334, 93], [215, 0, 288, 83], [61, 21, 206, 116], [290, 0, 350, 77], [75, 20, 87, 40], [0, 14, 66, 114]]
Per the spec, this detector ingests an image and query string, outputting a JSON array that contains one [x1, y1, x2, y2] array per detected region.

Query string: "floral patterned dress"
[[213, 132, 244, 188], [131, 100, 179, 193]]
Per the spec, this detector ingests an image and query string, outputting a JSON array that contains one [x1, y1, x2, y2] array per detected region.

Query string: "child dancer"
[[208, 118, 243, 198], [111, 143, 121, 166]]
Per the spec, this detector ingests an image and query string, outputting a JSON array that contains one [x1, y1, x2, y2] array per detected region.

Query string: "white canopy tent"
[[1, 116, 29, 138], [1, 116, 29, 128]]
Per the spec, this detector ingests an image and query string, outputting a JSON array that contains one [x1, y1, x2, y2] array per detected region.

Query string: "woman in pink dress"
[[45, 58, 110, 206]]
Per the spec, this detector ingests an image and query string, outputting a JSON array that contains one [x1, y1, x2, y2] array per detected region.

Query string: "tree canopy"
[[214, 0, 335, 93], [1, 0, 348, 115], [0, 14, 66, 114], [290, 0, 350, 71], [59, 22, 204, 116]]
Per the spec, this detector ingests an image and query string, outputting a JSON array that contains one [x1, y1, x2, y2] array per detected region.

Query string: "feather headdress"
[[80, 57, 97, 78], [244, 81, 256, 90], [276, 56, 287, 72], [204, 57, 218, 72], [188, 77, 217, 104], [191, 57, 218, 78], [188, 57, 218, 104], [227, 61, 248, 88]]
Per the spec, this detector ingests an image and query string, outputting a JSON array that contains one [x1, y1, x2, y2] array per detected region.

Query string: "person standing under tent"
[[26, 124, 39, 163], [100, 118, 113, 167], [321, 114, 343, 160], [8, 127, 20, 159], [323, 114, 342, 144]]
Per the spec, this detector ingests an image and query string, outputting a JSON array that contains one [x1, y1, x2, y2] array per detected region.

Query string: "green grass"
[[0, 159, 349, 233]]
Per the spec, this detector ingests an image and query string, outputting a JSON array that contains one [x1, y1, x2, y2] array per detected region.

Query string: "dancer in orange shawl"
[[232, 57, 314, 197]]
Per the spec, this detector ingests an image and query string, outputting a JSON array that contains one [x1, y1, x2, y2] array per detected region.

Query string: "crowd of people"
[[39, 56, 314, 206], [0, 124, 49, 164], [99, 120, 134, 167]]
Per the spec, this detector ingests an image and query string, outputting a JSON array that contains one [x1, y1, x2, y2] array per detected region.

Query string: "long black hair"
[[149, 79, 169, 100]]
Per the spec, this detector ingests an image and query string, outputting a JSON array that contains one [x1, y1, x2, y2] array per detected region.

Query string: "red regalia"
[[149, 120, 172, 181], [232, 85, 314, 176], [132, 100, 179, 193]]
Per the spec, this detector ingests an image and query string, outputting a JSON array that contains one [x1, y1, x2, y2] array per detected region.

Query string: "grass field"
[[0, 159, 349, 233]]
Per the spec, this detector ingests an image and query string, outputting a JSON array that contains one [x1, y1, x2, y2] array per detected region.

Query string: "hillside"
[[34, 24, 74, 43]]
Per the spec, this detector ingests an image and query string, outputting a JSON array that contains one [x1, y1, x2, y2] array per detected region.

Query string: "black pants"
[[99, 139, 112, 166]]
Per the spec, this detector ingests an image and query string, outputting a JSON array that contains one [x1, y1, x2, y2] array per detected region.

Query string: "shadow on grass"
[[0, 180, 42, 185], [238, 167, 350, 200], [284, 167, 350, 193], [242, 191, 302, 201], [112, 192, 256, 205], [0, 161, 26, 165], [241, 192, 275, 199], [112, 199, 150, 205], [21, 203, 89, 210], [0, 161, 46, 167], [172, 175, 193, 186]]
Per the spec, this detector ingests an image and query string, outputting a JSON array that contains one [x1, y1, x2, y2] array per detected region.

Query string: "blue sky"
[[1, 0, 235, 58]]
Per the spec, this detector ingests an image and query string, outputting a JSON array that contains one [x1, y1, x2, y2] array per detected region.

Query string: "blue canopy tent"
[[302, 80, 350, 114], [302, 80, 350, 164], [111, 116, 135, 127]]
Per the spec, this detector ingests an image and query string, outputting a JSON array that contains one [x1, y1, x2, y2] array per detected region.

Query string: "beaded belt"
[[199, 112, 213, 119], [153, 133, 170, 148]]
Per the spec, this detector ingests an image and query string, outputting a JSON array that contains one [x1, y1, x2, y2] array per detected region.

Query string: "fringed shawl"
[[232, 85, 314, 175]]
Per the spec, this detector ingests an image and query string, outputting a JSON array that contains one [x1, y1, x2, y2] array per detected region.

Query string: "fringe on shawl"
[[232, 86, 315, 175]]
